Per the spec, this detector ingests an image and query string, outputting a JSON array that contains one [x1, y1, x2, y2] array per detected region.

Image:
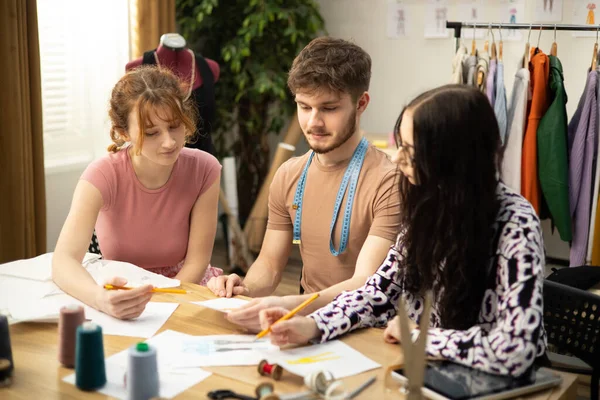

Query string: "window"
[[38, 0, 130, 173]]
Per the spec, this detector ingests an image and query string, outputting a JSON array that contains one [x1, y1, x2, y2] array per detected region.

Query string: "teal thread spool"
[[255, 382, 280, 400], [75, 322, 106, 391], [127, 342, 159, 400]]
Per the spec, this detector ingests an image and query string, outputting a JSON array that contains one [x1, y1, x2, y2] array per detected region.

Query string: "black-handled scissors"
[[207, 389, 257, 400]]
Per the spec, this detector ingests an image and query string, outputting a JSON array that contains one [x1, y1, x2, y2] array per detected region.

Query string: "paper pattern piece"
[[191, 298, 249, 313], [533, 0, 563, 22], [387, 1, 409, 38], [572, 0, 600, 37], [86, 302, 179, 338], [63, 330, 211, 399], [174, 335, 278, 367], [264, 340, 381, 379], [425, 0, 449, 39]]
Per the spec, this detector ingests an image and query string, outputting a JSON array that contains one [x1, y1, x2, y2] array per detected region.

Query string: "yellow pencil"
[[103, 284, 187, 294], [255, 293, 320, 340]]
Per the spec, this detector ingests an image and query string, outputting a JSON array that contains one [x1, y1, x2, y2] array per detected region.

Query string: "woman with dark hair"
[[259, 84, 546, 377]]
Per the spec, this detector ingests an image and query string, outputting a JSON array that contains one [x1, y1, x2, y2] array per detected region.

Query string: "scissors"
[[207, 389, 256, 400], [286, 351, 341, 365]]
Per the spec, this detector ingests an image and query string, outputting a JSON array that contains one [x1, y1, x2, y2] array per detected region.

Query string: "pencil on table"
[[103, 284, 187, 294]]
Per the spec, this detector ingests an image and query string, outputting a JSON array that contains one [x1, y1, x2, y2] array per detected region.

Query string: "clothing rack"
[[446, 21, 600, 51], [446, 20, 600, 268]]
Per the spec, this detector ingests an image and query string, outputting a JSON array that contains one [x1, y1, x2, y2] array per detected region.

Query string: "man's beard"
[[307, 110, 357, 154]]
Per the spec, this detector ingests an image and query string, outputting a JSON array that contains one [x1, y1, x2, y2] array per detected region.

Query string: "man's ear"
[[356, 91, 370, 114]]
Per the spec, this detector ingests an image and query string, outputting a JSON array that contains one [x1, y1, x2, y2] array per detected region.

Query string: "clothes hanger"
[[490, 24, 497, 60], [484, 24, 490, 53], [534, 25, 543, 55], [498, 27, 503, 61], [523, 24, 532, 68], [471, 23, 477, 56], [592, 26, 598, 70], [550, 24, 558, 56]]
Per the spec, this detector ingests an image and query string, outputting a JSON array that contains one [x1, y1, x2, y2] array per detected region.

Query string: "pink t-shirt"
[[80, 147, 221, 270]]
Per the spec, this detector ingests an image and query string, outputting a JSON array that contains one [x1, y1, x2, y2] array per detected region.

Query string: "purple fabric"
[[568, 71, 598, 266], [486, 59, 497, 106]]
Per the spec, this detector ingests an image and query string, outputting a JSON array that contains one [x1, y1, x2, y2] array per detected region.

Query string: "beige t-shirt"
[[267, 144, 401, 293]]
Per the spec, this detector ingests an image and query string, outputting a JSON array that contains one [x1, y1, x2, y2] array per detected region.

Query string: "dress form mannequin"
[[126, 33, 220, 88], [126, 33, 220, 155]]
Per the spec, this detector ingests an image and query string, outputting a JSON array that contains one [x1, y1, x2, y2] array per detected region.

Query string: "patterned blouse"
[[309, 183, 547, 377]]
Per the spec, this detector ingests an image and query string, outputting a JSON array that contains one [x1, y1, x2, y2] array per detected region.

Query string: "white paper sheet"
[[264, 340, 381, 379], [0, 254, 180, 289], [63, 330, 212, 399], [191, 298, 249, 313], [88, 302, 179, 338], [173, 335, 278, 367]]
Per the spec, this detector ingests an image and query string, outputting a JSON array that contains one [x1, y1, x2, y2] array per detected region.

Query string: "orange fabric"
[[521, 49, 550, 215]]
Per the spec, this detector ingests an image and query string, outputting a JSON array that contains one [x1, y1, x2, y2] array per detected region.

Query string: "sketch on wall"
[[387, 1, 409, 38], [425, 0, 449, 38], [458, 0, 486, 39], [533, 0, 564, 22], [571, 0, 600, 37], [499, 0, 524, 41]]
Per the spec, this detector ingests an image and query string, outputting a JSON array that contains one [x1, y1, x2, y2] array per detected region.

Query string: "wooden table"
[[2, 283, 578, 399]]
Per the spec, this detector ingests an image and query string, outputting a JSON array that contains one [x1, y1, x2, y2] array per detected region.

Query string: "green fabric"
[[537, 56, 572, 241]]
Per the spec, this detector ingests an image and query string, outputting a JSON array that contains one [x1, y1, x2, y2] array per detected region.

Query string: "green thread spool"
[[75, 322, 106, 391], [255, 381, 280, 400]]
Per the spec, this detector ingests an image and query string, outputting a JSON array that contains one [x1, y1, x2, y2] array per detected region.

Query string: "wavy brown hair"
[[108, 65, 198, 154], [287, 36, 371, 101], [395, 85, 502, 330]]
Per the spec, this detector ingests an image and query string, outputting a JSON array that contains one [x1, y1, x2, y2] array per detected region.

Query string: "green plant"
[[177, 0, 325, 224]]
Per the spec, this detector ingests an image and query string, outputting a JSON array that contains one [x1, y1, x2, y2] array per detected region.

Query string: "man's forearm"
[[243, 258, 284, 297]]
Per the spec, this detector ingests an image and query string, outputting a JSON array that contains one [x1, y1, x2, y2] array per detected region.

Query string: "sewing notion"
[[58, 304, 85, 368]]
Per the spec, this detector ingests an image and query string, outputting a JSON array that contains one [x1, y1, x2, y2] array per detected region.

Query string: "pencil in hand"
[[103, 284, 187, 294], [254, 293, 320, 341]]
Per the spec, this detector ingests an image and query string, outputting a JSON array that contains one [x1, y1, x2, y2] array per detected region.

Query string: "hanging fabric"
[[476, 47, 489, 93], [451, 44, 468, 84], [521, 47, 550, 215], [567, 69, 598, 266], [588, 49, 600, 264], [502, 63, 529, 193], [537, 55, 572, 242], [494, 30, 507, 144]]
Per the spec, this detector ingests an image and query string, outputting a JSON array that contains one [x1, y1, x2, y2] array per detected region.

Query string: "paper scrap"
[[264, 340, 381, 379], [191, 298, 249, 313], [63, 330, 212, 399]]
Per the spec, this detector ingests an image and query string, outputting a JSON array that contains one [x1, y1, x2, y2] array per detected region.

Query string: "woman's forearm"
[[51, 253, 103, 309]]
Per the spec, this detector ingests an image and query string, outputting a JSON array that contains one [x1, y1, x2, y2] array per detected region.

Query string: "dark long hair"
[[395, 85, 502, 330]]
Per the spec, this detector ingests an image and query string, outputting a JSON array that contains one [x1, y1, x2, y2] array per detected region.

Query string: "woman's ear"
[[116, 128, 130, 142]]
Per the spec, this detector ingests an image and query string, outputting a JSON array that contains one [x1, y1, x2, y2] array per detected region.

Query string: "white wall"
[[316, 0, 597, 261]]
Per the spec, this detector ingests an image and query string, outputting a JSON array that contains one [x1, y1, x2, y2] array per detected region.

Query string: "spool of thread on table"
[[255, 381, 280, 400], [304, 370, 347, 400], [127, 342, 159, 400], [0, 315, 13, 386], [258, 359, 283, 380], [75, 322, 106, 391], [58, 304, 85, 368]]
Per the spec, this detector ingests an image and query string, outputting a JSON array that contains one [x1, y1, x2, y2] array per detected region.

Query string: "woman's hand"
[[383, 316, 418, 344], [95, 277, 153, 320], [226, 296, 299, 333], [258, 307, 321, 346]]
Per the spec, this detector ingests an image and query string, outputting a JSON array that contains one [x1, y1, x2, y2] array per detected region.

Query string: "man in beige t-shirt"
[[207, 37, 401, 330]]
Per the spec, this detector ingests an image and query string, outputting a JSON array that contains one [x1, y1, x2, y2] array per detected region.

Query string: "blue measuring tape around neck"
[[292, 137, 369, 256]]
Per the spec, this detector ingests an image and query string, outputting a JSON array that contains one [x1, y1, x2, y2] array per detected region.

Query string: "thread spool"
[[127, 342, 159, 400], [58, 304, 85, 368], [304, 370, 347, 400], [258, 359, 283, 380], [75, 322, 106, 391], [0, 359, 12, 387], [255, 381, 280, 400], [0, 315, 13, 385]]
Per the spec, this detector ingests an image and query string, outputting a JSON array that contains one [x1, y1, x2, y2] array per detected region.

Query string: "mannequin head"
[[287, 37, 371, 154], [108, 66, 197, 163]]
